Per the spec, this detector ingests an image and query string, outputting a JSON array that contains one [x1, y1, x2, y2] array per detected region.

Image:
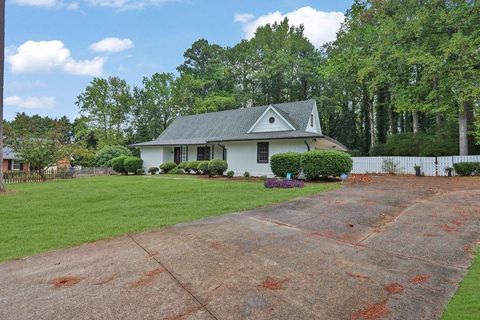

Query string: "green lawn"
[[0, 175, 338, 262], [442, 249, 480, 320]]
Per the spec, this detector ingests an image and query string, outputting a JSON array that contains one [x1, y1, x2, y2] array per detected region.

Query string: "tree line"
[[4, 0, 480, 167]]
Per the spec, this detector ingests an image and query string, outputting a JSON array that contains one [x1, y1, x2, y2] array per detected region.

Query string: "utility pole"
[[0, 0, 5, 192]]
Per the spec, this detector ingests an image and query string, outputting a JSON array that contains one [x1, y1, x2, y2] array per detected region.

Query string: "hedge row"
[[157, 160, 228, 176], [111, 156, 144, 174], [270, 150, 352, 180], [453, 162, 480, 176]]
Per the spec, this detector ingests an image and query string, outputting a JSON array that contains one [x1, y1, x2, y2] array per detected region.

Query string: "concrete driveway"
[[1, 176, 479, 320]]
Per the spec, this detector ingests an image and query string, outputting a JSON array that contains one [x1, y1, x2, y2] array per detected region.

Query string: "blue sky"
[[5, 0, 353, 120]]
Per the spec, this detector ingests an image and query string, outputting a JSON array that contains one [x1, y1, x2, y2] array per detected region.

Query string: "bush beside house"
[[124, 157, 143, 174], [197, 161, 210, 175], [94, 145, 132, 167], [270, 152, 302, 178], [160, 162, 177, 173], [208, 159, 228, 176], [301, 150, 352, 180], [112, 155, 129, 174]]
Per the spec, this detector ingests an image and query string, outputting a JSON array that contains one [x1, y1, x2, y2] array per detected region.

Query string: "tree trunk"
[[0, 0, 6, 192], [459, 100, 474, 155], [362, 87, 371, 154], [412, 111, 419, 134], [436, 113, 443, 132]]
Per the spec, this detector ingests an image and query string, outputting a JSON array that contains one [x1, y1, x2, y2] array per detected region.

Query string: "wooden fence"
[[352, 155, 480, 176], [2, 170, 73, 184]]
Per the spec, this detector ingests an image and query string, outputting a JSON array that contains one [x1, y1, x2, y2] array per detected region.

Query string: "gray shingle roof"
[[132, 100, 321, 146], [2, 147, 17, 160]]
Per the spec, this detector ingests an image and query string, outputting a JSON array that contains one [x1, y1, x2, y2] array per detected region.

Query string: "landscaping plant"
[[148, 167, 159, 175], [198, 161, 210, 175], [111, 155, 129, 174], [186, 161, 200, 173], [124, 157, 143, 174], [243, 171, 250, 178], [177, 161, 191, 173], [264, 178, 304, 189], [208, 159, 228, 176], [226, 170, 234, 178], [94, 145, 132, 167], [453, 162, 480, 176], [270, 152, 301, 178], [160, 162, 177, 173], [301, 150, 353, 180]]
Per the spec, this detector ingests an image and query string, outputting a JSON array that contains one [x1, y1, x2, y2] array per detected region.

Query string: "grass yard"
[[442, 249, 480, 320], [0, 175, 338, 262]]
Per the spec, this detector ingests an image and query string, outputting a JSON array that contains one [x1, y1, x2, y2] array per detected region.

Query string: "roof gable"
[[247, 105, 296, 133]]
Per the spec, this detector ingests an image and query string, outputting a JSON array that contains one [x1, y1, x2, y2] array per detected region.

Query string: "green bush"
[[148, 167, 159, 174], [177, 161, 191, 173], [226, 170, 234, 178], [124, 157, 143, 174], [186, 161, 200, 173], [136, 169, 145, 175], [111, 155, 129, 174], [208, 159, 228, 175], [169, 167, 184, 174], [197, 161, 210, 174], [301, 150, 353, 180], [453, 162, 480, 176], [243, 171, 250, 178], [270, 152, 301, 178], [94, 145, 132, 167], [160, 162, 177, 173]]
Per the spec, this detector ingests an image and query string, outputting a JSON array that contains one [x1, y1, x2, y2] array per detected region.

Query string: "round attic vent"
[[269, 117, 275, 124]]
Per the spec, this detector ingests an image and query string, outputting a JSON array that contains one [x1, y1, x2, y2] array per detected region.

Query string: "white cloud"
[[7, 40, 105, 76], [90, 37, 134, 53], [8, 80, 48, 90], [87, 0, 174, 10], [10, 0, 58, 7], [235, 6, 344, 47], [5, 96, 56, 110]]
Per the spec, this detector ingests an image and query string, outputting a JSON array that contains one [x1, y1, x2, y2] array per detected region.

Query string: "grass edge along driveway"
[[0, 175, 339, 262], [442, 248, 480, 320]]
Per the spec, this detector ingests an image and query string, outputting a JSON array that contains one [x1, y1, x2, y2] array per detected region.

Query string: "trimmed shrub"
[[186, 161, 200, 173], [301, 150, 353, 180], [169, 167, 184, 174], [197, 161, 210, 175], [243, 171, 250, 178], [177, 161, 191, 173], [136, 168, 145, 175], [94, 145, 132, 167], [453, 162, 480, 176], [264, 178, 304, 189], [148, 167, 159, 175], [111, 155, 129, 174], [208, 159, 228, 176], [160, 162, 177, 173], [226, 170, 234, 178], [124, 157, 143, 174], [270, 152, 301, 178]]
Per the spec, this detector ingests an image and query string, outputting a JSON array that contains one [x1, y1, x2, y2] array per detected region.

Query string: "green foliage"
[[226, 170, 234, 178], [270, 152, 302, 178], [94, 145, 132, 167], [111, 155, 129, 174], [159, 162, 177, 173], [186, 160, 200, 173], [243, 171, 250, 178], [197, 161, 210, 174], [301, 150, 353, 180], [453, 163, 480, 176], [136, 169, 145, 175], [70, 145, 96, 167], [124, 157, 143, 173], [169, 167, 184, 174], [177, 161, 191, 173], [148, 167, 159, 174], [382, 159, 403, 174], [208, 159, 228, 176]]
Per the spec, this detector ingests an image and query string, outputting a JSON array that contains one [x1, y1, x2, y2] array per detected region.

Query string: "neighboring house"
[[133, 100, 347, 176], [2, 147, 29, 172]]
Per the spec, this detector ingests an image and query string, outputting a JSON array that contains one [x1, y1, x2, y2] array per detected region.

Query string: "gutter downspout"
[[304, 140, 311, 151]]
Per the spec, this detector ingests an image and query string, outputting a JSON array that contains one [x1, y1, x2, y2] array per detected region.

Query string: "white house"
[[132, 100, 347, 176]]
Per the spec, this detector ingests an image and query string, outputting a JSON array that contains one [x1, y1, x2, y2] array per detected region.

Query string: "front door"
[[174, 147, 181, 164]]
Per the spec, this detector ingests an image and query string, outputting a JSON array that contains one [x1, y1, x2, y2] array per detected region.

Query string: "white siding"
[[139, 147, 164, 169], [250, 108, 293, 133], [225, 139, 310, 177]]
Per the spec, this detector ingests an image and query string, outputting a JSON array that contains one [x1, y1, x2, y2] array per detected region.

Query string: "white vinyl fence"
[[352, 156, 480, 176]]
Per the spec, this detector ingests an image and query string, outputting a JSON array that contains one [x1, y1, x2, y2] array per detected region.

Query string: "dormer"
[[305, 102, 322, 134], [248, 105, 296, 133]]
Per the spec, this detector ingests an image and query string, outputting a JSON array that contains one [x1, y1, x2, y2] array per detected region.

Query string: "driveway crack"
[[128, 234, 220, 320]]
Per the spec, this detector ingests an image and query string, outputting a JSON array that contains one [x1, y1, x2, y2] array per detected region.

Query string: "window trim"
[[197, 146, 211, 161], [257, 142, 269, 164]]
